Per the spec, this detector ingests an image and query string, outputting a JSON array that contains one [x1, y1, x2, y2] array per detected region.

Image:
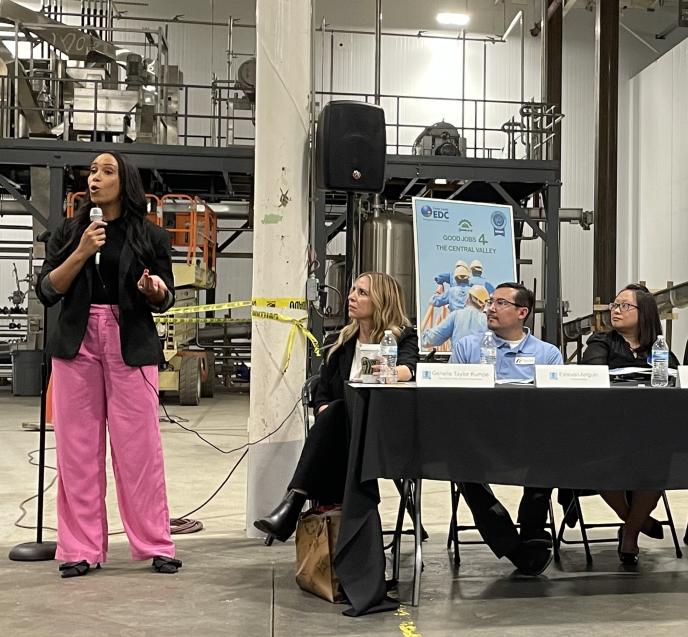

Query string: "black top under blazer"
[[312, 326, 419, 412], [36, 217, 175, 367], [582, 330, 679, 369]]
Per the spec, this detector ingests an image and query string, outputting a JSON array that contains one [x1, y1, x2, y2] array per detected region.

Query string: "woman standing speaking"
[[37, 152, 182, 578]]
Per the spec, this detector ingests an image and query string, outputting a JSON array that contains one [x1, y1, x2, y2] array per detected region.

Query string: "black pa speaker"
[[316, 101, 386, 193]]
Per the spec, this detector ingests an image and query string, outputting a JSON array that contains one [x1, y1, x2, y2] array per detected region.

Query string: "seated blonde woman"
[[254, 272, 419, 543]]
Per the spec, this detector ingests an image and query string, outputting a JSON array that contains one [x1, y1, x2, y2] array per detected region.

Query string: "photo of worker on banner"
[[412, 197, 517, 354]]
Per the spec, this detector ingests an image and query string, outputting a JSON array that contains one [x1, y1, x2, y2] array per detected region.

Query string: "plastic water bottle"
[[651, 335, 669, 387], [380, 330, 398, 384], [480, 331, 497, 366]]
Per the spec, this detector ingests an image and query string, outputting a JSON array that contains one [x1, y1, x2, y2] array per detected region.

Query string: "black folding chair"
[[391, 478, 424, 606], [557, 490, 683, 564]]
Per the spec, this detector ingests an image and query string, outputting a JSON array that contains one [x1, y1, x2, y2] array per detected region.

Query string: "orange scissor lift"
[[66, 193, 218, 405]]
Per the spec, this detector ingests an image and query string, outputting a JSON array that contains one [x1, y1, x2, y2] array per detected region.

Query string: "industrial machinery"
[[0, 0, 181, 143], [413, 121, 467, 157]]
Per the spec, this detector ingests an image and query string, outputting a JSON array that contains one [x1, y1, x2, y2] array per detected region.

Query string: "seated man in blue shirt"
[[451, 282, 562, 575]]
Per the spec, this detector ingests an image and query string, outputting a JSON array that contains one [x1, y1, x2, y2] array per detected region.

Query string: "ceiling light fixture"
[[436, 12, 471, 27]]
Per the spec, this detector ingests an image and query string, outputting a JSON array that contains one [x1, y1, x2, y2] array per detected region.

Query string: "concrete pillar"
[[246, 0, 312, 536]]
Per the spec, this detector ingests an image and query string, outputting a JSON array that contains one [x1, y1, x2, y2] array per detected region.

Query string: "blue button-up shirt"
[[450, 328, 563, 381]]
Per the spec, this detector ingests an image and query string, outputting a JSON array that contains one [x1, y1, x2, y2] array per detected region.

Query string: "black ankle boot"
[[254, 490, 307, 542]]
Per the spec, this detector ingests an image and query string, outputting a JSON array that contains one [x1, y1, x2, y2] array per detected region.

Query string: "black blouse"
[[581, 330, 679, 369], [91, 216, 126, 304]]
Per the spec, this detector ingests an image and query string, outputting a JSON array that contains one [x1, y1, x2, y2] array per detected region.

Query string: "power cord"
[[13, 447, 58, 532], [17, 277, 306, 535]]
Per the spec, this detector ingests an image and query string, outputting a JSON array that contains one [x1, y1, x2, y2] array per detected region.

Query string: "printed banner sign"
[[413, 197, 517, 355]]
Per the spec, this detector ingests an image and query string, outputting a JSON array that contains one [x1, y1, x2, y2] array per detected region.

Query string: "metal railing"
[[315, 90, 563, 160], [0, 73, 562, 158], [0, 73, 256, 146]]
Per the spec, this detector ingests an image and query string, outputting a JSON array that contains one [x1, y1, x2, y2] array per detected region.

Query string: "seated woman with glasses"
[[581, 283, 679, 565], [253, 272, 419, 543]]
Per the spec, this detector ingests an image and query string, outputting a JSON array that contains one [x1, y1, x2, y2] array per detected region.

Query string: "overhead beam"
[[326, 212, 346, 242], [0, 173, 49, 227], [593, 0, 619, 305], [217, 221, 249, 253], [544, 0, 563, 161], [489, 181, 547, 241], [0, 139, 254, 173]]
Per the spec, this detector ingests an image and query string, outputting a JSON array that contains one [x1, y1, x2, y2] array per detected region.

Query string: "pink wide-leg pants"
[[51, 305, 175, 564]]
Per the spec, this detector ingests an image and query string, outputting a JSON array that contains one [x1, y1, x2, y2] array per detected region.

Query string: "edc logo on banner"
[[412, 197, 517, 355]]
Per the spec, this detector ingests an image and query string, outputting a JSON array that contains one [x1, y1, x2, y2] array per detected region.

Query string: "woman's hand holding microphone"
[[76, 219, 107, 260]]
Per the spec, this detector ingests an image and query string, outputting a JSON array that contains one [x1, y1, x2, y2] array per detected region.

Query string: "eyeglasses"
[[485, 298, 524, 310], [609, 302, 638, 313]]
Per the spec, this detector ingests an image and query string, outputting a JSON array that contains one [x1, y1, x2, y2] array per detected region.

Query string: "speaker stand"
[[344, 191, 356, 324], [9, 274, 56, 562]]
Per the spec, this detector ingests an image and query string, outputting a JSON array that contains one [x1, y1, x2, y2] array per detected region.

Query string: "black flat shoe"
[[152, 556, 183, 573], [59, 560, 98, 578], [253, 490, 307, 543]]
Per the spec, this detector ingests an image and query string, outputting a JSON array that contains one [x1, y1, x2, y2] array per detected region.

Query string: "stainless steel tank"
[[324, 256, 346, 318], [361, 208, 416, 320]]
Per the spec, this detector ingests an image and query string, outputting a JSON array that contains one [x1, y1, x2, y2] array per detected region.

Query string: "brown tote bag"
[[294, 507, 345, 603]]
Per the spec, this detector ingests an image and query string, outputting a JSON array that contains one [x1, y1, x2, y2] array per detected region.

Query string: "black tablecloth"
[[334, 384, 688, 615]]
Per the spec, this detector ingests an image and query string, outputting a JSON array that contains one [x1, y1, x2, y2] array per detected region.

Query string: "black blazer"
[[582, 330, 679, 369], [36, 218, 175, 367], [313, 326, 419, 412]]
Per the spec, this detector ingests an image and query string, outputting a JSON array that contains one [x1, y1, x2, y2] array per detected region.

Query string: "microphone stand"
[[9, 231, 57, 561]]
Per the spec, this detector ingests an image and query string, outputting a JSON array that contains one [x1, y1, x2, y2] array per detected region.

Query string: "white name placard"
[[535, 365, 610, 388], [416, 363, 494, 388], [677, 366, 688, 388]]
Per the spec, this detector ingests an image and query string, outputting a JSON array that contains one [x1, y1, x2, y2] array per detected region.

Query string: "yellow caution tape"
[[153, 316, 251, 324], [251, 309, 321, 372], [162, 300, 252, 315], [252, 297, 309, 310], [159, 297, 307, 316], [155, 299, 320, 373]]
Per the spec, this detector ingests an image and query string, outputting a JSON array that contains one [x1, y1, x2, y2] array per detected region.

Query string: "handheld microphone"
[[89, 207, 103, 267]]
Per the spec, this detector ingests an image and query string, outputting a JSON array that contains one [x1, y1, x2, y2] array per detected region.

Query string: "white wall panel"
[[635, 58, 673, 285], [558, 10, 595, 320], [628, 36, 688, 359]]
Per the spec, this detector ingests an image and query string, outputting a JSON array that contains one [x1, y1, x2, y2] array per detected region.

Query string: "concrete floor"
[[2, 386, 688, 636]]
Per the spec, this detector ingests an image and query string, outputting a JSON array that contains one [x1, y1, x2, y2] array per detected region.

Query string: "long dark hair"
[[621, 283, 662, 356], [60, 152, 155, 268]]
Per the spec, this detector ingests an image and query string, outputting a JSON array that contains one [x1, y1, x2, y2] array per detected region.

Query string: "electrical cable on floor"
[[174, 448, 249, 519], [13, 447, 58, 532], [16, 396, 302, 536], [157, 395, 302, 455], [157, 396, 302, 529]]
